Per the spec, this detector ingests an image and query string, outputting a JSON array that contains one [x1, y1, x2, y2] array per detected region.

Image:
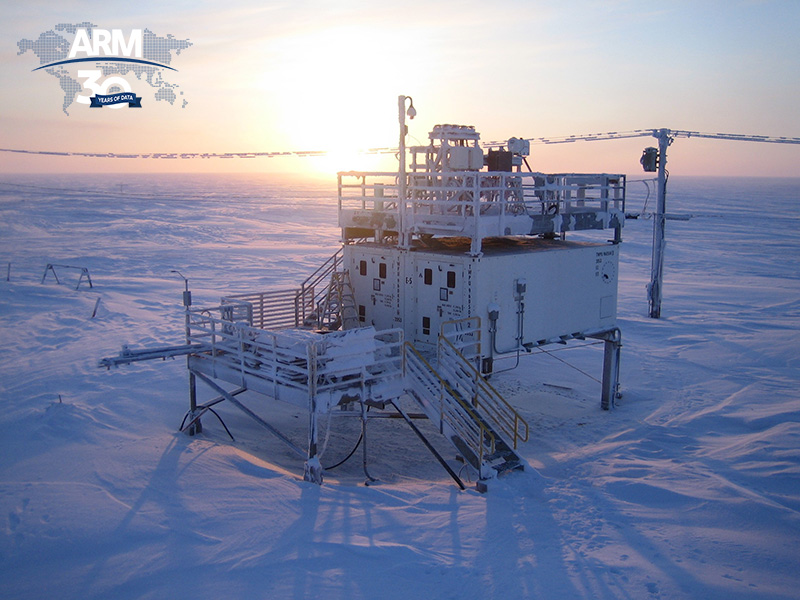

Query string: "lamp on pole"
[[170, 269, 191, 307], [171, 269, 200, 433], [398, 95, 415, 248]]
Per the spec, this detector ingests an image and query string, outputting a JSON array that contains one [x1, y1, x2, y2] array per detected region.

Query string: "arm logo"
[[17, 22, 191, 115]]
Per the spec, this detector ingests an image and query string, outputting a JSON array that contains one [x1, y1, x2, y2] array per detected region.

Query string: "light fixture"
[[170, 269, 188, 288], [406, 98, 416, 120], [170, 270, 191, 306]]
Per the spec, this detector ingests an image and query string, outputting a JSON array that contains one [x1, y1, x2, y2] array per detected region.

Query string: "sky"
[[1, 0, 799, 177]]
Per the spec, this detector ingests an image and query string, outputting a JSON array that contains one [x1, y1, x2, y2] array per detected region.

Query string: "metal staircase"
[[319, 269, 360, 331], [404, 342, 496, 479], [402, 322, 528, 481], [436, 334, 528, 477]]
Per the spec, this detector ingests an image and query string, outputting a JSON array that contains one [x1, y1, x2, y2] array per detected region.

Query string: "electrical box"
[[447, 146, 484, 171], [641, 147, 658, 172], [487, 149, 513, 172], [344, 238, 618, 355]]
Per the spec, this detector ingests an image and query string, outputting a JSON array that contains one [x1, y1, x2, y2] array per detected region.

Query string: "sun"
[[259, 26, 413, 175]]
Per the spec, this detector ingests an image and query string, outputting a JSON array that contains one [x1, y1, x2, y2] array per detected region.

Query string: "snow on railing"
[[221, 249, 343, 331], [221, 288, 313, 330], [187, 306, 404, 411], [338, 170, 625, 243], [406, 171, 625, 219]]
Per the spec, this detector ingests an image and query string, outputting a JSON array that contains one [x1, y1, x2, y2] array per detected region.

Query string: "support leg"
[[304, 403, 323, 484], [361, 400, 377, 485], [186, 370, 202, 435], [600, 328, 622, 410]]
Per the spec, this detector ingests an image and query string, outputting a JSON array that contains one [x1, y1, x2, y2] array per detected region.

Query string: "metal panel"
[[410, 256, 467, 348], [343, 245, 402, 331], [471, 242, 619, 350], [344, 240, 618, 360]]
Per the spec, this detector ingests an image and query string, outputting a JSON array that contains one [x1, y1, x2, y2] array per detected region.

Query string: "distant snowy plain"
[[1, 173, 798, 599]]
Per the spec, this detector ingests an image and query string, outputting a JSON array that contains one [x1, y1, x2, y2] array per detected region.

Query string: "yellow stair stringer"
[[437, 335, 529, 451], [403, 341, 496, 479]]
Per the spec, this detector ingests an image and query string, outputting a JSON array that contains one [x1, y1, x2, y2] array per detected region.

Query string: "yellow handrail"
[[404, 341, 495, 464], [438, 335, 530, 448]]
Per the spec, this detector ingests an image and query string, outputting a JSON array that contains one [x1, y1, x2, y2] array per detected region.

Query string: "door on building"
[[412, 258, 466, 348]]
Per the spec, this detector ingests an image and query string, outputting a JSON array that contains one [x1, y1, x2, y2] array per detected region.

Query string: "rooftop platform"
[[338, 170, 625, 255]]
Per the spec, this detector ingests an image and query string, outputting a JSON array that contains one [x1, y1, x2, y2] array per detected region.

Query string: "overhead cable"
[[1, 129, 798, 161]]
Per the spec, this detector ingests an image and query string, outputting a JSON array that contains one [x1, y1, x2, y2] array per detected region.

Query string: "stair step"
[[493, 459, 524, 476], [484, 448, 515, 463], [404, 339, 527, 485], [319, 269, 360, 330]]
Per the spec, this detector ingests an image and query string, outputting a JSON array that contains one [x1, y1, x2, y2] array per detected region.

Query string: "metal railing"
[[221, 249, 342, 331], [221, 289, 310, 330], [188, 308, 309, 398], [299, 249, 343, 328], [338, 170, 624, 225], [404, 341, 494, 470], [405, 171, 625, 227], [187, 306, 404, 408], [338, 170, 625, 251], [338, 172, 400, 212], [440, 317, 482, 364], [437, 335, 529, 450]]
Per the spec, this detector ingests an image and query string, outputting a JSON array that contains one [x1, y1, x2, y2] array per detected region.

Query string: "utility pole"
[[647, 129, 673, 318]]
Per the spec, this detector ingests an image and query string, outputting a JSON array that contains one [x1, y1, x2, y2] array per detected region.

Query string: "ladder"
[[319, 269, 360, 330]]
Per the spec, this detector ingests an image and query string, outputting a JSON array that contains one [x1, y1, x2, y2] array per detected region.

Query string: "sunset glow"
[[2, 1, 799, 176]]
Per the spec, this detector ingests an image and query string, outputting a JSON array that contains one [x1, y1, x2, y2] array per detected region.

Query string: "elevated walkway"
[[185, 311, 404, 413], [120, 295, 529, 487]]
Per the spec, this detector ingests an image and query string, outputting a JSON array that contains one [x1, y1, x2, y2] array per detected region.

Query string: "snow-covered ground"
[[1, 173, 798, 599]]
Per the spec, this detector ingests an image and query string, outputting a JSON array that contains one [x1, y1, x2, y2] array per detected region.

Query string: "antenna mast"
[[647, 129, 673, 318], [520, 127, 799, 318]]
